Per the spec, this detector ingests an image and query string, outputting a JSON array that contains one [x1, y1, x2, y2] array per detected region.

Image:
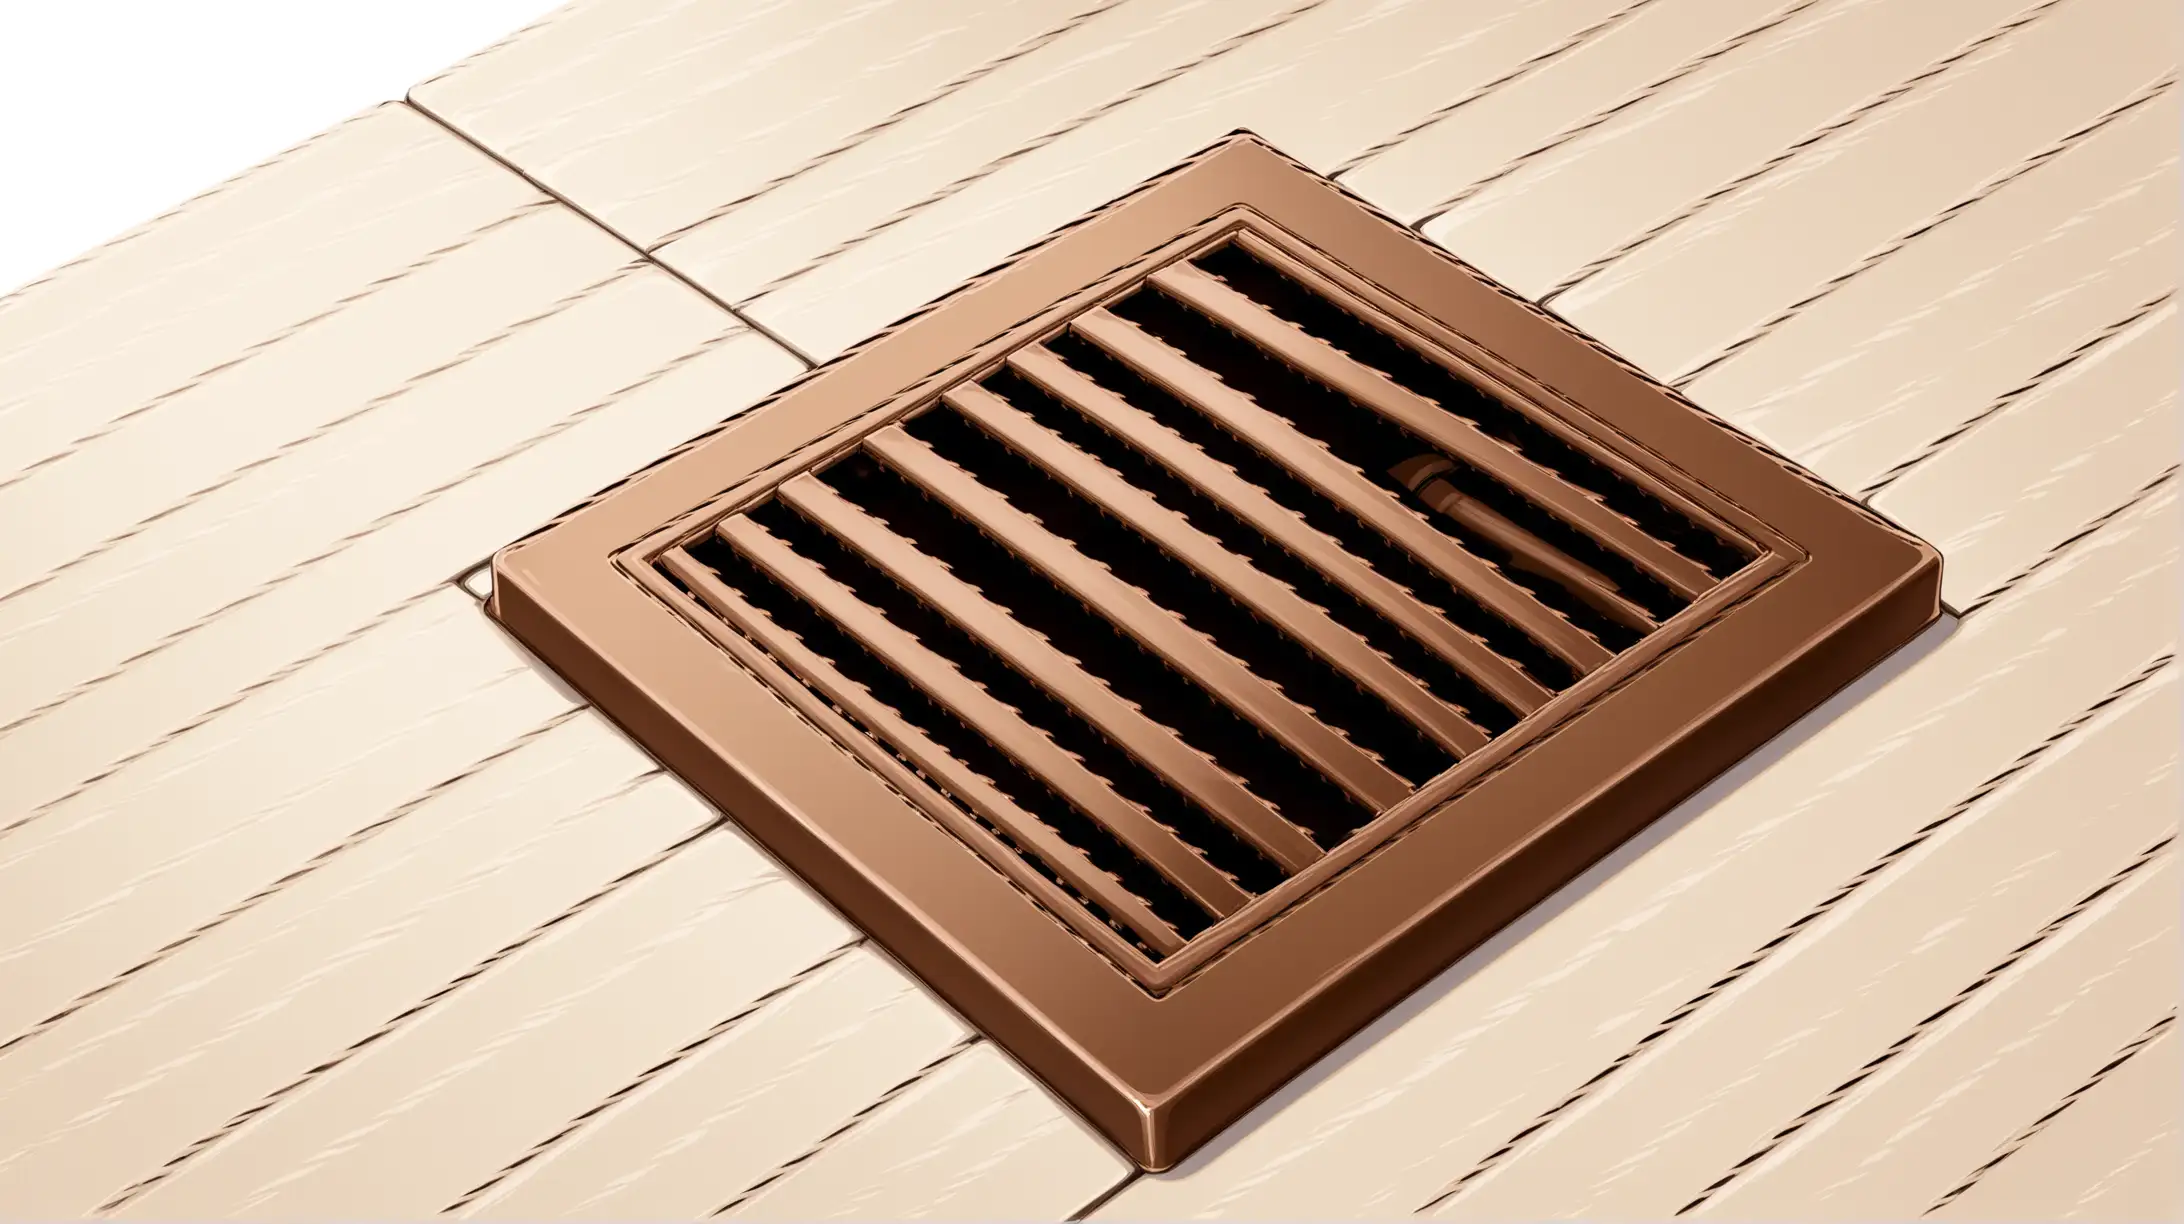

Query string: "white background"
[[0, 0, 566, 297]]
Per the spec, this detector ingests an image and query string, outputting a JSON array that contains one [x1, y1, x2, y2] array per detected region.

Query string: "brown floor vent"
[[490, 135, 1940, 1172]]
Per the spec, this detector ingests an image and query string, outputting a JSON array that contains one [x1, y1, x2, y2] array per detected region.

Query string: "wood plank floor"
[[0, 0, 2173, 1216]]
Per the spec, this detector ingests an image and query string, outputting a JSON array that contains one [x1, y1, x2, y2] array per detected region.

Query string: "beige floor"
[[0, 0, 2175, 1217]]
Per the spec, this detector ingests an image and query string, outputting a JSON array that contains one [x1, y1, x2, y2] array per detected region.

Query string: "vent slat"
[[1211, 234, 1721, 602], [1391, 456, 1657, 635], [940, 381, 1490, 758], [1223, 231, 1729, 598], [716, 516, 1253, 918], [1009, 344, 1553, 716], [868, 421, 1415, 807], [770, 475, 1326, 875], [659, 547, 1189, 955], [1073, 309, 1614, 676]]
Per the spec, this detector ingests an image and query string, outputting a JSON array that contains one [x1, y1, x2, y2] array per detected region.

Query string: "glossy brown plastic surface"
[[488, 134, 1941, 1172]]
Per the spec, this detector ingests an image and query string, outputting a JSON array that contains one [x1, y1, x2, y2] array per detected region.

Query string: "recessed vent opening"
[[981, 364, 1522, 738], [891, 411, 1453, 797], [671, 537, 1218, 958], [1111, 285, 1655, 652], [1192, 241, 1754, 582], [816, 444, 1388, 846], [656, 223, 1770, 969], [741, 498, 1292, 896], [1043, 331, 1583, 693]]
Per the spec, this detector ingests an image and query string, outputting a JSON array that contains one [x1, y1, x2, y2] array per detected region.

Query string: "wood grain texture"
[[1435, 664, 2180, 1218], [2, 0, 2173, 1210], [0, 274, 795, 823], [0, 710, 697, 1217], [1685, 84, 2177, 494], [723, 1041, 1132, 1220], [0, 105, 539, 490], [1097, 481, 2176, 1220], [1935, 1018, 2180, 1220], [656, 0, 1309, 306], [115, 829, 857, 1219], [412, 0, 1118, 249], [0, 202, 629, 728], [457, 947, 971, 1219], [1554, 0, 2178, 383], [1699, 854, 2178, 1218], [1873, 302, 2178, 611], [1421, 0, 2043, 299], [740, 0, 1667, 360], [0, 591, 569, 1054], [1340, 0, 1817, 225]]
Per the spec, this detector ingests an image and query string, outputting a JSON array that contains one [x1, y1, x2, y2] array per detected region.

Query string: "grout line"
[[706, 1034, 986, 1217], [1068, 1170, 1141, 1221], [0, 704, 593, 1063], [1411, 652, 2180, 1215], [96, 801, 722, 1215], [1539, 0, 2069, 303], [1859, 290, 2176, 500], [646, 0, 1135, 249], [1925, 1009, 2179, 1215], [440, 938, 868, 1214], [1679, 77, 2176, 388], [403, 98, 821, 369], [1679, 828, 2178, 1214], [1406, 0, 1828, 226], [1331, 0, 1670, 178], [1953, 466, 2179, 617]]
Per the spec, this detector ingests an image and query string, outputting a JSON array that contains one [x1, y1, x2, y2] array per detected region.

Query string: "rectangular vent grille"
[[654, 228, 1757, 982]]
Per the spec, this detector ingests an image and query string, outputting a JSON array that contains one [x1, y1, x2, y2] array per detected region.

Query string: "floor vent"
[[490, 134, 1940, 1172]]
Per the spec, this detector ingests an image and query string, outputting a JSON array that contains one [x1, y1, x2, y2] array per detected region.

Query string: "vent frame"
[[610, 209, 1801, 993], [490, 133, 1940, 1172]]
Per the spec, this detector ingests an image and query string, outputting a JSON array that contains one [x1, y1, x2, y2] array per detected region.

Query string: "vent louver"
[[489, 134, 1940, 1171], [654, 231, 1759, 974]]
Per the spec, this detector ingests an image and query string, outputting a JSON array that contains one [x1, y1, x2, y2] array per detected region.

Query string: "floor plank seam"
[[1068, 1169, 1141, 1220], [94, 797, 717, 1216], [1540, 0, 2070, 303], [1681, 75, 2178, 389], [0, 303, 725, 781], [1680, 825, 2180, 1215], [1329, 0, 1669, 179], [0, 241, 623, 618], [0, 197, 557, 512], [1404, 0, 1828, 227], [1925, 1009, 2179, 1216], [440, 937, 867, 1214], [1409, 651, 2178, 1216], [706, 1034, 985, 1217], [736, 0, 1334, 307], [403, 99, 821, 368], [1956, 467, 2182, 617], [1859, 289, 2177, 501], [0, 106, 386, 321], [646, 0, 1134, 251], [0, 703, 591, 1063]]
